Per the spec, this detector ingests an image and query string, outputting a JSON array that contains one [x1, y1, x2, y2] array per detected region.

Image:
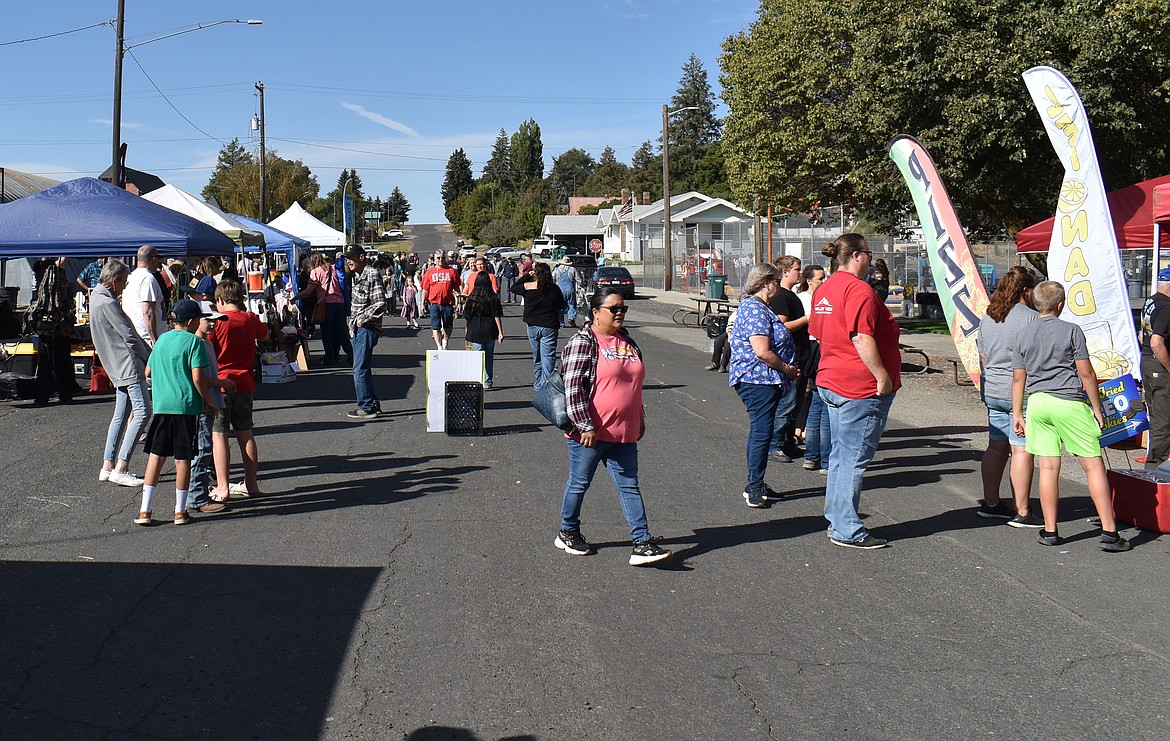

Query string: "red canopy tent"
[[1016, 173, 1170, 252]]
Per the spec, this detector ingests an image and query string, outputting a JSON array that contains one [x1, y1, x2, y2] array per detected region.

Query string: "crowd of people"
[[23, 233, 1147, 559]]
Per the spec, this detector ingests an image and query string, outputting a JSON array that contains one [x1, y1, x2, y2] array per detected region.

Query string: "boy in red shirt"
[[209, 280, 269, 500]]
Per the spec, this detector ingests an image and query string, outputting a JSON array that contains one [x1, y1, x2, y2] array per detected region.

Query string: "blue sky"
[[0, 1, 758, 223]]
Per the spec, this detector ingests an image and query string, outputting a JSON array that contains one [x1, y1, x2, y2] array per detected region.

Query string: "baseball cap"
[[344, 246, 365, 261], [198, 301, 226, 320], [170, 298, 211, 323]]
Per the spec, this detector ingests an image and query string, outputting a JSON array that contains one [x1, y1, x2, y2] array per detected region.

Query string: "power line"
[[0, 19, 111, 47], [125, 48, 227, 146], [268, 137, 448, 162]]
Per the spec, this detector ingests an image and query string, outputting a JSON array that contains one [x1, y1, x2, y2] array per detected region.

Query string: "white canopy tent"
[[269, 201, 346, 247], [142, 184, 265, 247]]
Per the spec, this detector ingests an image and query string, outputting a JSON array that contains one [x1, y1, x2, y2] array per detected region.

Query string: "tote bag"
[[532, 370, 572, 430]]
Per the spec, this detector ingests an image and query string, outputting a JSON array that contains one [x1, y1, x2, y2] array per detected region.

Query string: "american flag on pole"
[[617, 193, 633, 218]]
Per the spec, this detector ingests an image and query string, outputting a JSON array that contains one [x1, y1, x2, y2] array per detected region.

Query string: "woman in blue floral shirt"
[[729, 263, 800, 508]]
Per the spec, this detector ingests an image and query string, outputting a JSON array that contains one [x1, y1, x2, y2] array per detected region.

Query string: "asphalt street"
[[1, 293, 1168, 740]]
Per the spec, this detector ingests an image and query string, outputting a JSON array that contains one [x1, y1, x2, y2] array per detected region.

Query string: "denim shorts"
[[985, 396, 1025, 446], [429, 303, 454, 331]]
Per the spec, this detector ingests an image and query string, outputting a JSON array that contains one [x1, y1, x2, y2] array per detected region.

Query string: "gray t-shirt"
[[1011, 315, 1089, 401], [977, 303, 1038, 399]]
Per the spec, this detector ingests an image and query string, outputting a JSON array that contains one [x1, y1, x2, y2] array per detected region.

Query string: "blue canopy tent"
[[229, 213, 310, 295], [0, 177, 236, 258]]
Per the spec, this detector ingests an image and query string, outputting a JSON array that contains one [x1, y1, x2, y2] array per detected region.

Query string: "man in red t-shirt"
[[209, 280, 269, 500], [808, 234, 900, 550], [420, 250, 461, 350]]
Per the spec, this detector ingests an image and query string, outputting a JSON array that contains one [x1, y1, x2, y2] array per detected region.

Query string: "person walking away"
[[501, 259, 518, 304], [1141, 277, 1170, 468], [121, 245, 164, 347], [462, 272, 504, 388], [89, 259, 152, 486], [189, 301, 234, 514], [975, 266, 1040, 526], [420, 250, 461, 350], [729, 263, 800, 508], [345, 246, 389, 419], [808, 234, 900, 549], [796, 265, 830, 471], [136, 299, 222, 526], [86, 259, 145, 478], [553, 257, 579, 328], [26, 256, 77, 405], [209, 281, 268, 500], [767, 255, 809, 462], [509, 261, 567, 389], [295, 252, 352, 365], [556, 287, 671, 566], [1011, 281, 1131, 551]]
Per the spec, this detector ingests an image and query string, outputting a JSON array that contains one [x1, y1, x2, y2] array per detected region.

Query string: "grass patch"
[[898, 318, 951, 334]]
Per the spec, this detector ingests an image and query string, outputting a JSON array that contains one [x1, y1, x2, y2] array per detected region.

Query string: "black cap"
[[344, 246, 365, 261]]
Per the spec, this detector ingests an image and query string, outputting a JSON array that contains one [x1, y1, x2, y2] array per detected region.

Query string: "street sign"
[[589, 238, 603, 253]]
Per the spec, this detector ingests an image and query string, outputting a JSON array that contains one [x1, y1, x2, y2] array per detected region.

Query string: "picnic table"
[[673, 296, 739, 328]]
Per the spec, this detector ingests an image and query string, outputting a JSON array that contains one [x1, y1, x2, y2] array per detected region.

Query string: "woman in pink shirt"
[[295, 252, 352, 365], [554, 287, 671, 566]]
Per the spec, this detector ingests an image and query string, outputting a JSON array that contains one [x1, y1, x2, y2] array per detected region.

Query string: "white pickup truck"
[[530, 237, 564, 258]]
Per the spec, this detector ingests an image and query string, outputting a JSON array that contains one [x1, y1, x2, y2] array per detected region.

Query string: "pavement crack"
[[729, 665, 780, 740]]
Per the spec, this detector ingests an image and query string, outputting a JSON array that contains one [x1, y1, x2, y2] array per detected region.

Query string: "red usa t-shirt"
[[211, 309, 268, 393], [420, 266, 461, 305], [808, 271, 901, 399]]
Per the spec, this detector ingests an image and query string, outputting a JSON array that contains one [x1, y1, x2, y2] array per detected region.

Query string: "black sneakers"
[[629, 540, 672, 566], [555, 529, 592, 556], [829, 534, 889, 550], [1100, 532, 1132, 552], [1007, 512, 1044, 528], [347, 408, 379, 420], [743, 489, 770, 508], [761, 484, 786, 502], [1037, 529, 1062, 546], [976, 500, 1014, 519]]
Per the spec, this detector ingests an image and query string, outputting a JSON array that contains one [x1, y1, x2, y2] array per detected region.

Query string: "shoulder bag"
[[532, 370, 572, 431]]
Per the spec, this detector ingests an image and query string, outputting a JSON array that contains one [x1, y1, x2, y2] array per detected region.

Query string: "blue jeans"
[[526, 325, 558, 388], [470, 340, 496, 386], [767, 382, 799, 455], [820, 387, 896, 542], [734, 382, 783, 493], [804, 386, 832, 466], [557, 281, 576, 324], [187, 412, 214, 508], [322, 302, 353, 363], [561, 438, 650, 543], [352, 327, 380, 411], [103, 380, 151, 463]]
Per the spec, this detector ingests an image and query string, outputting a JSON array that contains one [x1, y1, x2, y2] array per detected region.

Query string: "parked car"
[[380, 229, 405, 239], [589, 265, 635, 299], [530, 236, 564, 258], [483, 247, 526, 261]]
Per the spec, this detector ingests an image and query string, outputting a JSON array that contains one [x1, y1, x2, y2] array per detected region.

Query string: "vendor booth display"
[[142, 185, 265, 248], [269, 201, 346, 247]]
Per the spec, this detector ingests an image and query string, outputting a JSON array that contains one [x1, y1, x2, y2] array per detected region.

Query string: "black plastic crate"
[[444, 381, 483, 436]]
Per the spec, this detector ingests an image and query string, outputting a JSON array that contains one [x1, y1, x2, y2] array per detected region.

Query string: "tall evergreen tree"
[[548, 148, 596, 204], [385, 187, 411, 224], [582, 146, 630, 197], [441, 148, 475, 222], [628, 141, 661, 203], [201, 138, 255, 203], [481, 129, 513, 191], [510, 118, 544, 189], [665, 54, 723, 194]]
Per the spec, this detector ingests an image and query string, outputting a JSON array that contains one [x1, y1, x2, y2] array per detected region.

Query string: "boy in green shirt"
[[136, 299, 222, 526]]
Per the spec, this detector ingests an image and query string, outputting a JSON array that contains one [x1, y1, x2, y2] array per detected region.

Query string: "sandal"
[[173, 511, 190, 526], [208, 491, 230, 503], [133, 511, 153, 526]]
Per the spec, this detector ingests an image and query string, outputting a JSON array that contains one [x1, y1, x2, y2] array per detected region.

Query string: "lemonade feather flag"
[[888, 135, 990, 386]]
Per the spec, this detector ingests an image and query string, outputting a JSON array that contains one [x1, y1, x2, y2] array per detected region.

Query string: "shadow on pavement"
[[405, 727, 538, 740], [0, 561, 381, 740]]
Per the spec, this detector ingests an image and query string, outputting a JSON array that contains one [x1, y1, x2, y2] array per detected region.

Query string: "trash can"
[[552, 248, 565, 261], [707, 275, 727, 300]]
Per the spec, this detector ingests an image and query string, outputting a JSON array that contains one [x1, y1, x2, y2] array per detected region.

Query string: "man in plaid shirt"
[[344, 246, 388, 419]]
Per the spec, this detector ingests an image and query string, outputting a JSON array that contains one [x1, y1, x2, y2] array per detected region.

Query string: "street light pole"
[[109, 14, 262, 187], [256, 81, 266, 220], [662, 104, 700, 292]]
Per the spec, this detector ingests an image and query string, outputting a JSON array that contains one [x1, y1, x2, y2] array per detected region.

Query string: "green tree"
[[481, 129, 513, 192], [628, 140, 661, 203], [510, 118, 545, 189], [581, 146, 630, 197], [514, 179, 560, 237], [441, 148, 475, 222], [665, 53, 723, 195], [202, 138, 255, 203], [452, 181, 514, 242], [203, 147, 318, 221], [548, 148, 596, 204], [385, 186, 411, 224], [479, 218, 521, 248], [719, 0, 1170, 236]]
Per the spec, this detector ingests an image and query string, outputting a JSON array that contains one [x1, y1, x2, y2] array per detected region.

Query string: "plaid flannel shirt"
[[348, 265, 388, 334], [561, 325, 643, 433]]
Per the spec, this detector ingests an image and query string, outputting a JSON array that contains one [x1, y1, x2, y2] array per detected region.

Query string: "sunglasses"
[[599, 305, 629, 315]]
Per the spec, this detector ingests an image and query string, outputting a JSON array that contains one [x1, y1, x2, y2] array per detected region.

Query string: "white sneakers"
[[106, 470, 145, 487]]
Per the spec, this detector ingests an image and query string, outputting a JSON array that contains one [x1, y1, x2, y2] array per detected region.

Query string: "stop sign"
[[589, 238, 603, 253]]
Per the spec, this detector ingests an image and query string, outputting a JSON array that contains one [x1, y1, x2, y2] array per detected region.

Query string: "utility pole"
[[111, 0, 126, 185], [256, 81, 266, 220], [661, 105, 672, 291]]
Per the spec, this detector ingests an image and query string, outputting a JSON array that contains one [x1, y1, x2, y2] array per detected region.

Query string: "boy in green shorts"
[[1010, 281, 1130, 551], [136, 299, 222, 526]]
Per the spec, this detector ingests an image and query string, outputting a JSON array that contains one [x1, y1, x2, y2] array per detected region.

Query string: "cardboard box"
[[261, 358, 296, 384], [1108, 468, 1170, 534]]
